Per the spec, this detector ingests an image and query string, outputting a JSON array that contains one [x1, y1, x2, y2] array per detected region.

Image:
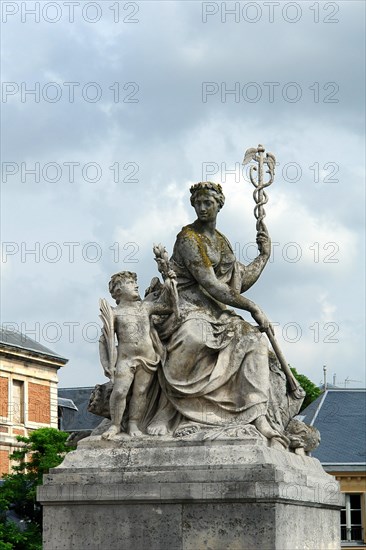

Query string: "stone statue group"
[[88, 177, 320, 455]]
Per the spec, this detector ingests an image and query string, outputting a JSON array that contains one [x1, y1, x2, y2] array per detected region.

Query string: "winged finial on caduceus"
[[242, 144, 277, 232], [243, 145, 276, 180], [242, 147, 258, 167], [265, 151, 276, 180]]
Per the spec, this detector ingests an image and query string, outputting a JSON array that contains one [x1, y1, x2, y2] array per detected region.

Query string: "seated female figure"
[[147, 182, 288, 443]]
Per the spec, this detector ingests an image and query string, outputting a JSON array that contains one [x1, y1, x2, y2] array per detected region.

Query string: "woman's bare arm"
[[239, 228, 271, 292], [177, 235, 269, 327]]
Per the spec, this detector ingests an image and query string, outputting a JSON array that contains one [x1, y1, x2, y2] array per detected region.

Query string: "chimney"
[[323, 365, 327, 390]]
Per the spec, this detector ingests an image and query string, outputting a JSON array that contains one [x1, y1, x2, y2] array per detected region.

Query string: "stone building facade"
[[302, 388, 366, 548], [0, 328, 68, 476]]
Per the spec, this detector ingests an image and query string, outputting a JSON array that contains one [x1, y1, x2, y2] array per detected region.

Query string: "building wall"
[[0, 350, 63, 476], [330, 471, 366, 549]]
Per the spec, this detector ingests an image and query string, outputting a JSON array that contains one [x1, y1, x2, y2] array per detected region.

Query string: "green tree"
[[290, 366, 321, 411], [0, 427, 73, 550]]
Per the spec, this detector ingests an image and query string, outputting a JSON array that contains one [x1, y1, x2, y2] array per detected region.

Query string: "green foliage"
[[0, 520, 42, 550], [290, 366, 321, 410], [10, 427, 70, 480], [0, 428, 73, 549]]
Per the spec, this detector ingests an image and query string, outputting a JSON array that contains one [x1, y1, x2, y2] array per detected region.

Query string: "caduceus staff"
[[243, 144, 305, 399]]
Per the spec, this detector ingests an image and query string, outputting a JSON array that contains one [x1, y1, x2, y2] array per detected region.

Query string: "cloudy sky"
[[1, 1, 365, 390]]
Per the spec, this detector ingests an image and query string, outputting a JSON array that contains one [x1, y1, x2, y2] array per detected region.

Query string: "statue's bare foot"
[[101, 425, 120, 440], [254, 416, 289, 446], [128, 422, 144, 437], [146, 422, 168, 436]]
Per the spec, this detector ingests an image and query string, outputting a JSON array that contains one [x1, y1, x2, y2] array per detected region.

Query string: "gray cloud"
[[1, 1, 365, 389]]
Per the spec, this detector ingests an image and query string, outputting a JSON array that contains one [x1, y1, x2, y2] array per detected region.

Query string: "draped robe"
[[148, 224, 270, 432]]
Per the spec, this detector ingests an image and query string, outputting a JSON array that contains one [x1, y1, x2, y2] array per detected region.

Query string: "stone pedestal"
[[38, 436, 342, 549]]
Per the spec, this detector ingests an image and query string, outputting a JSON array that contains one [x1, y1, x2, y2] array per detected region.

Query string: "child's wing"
[[99, 298, 117, 379]]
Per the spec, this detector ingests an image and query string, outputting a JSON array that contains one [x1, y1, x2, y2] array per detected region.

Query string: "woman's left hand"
[[251, 307, 274, 334]]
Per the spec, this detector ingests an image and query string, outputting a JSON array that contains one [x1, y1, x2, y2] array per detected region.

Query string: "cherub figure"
[[99, 270, 174, 439]]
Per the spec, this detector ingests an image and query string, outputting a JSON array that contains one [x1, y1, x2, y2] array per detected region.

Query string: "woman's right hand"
[[256, 226, 271, 257]]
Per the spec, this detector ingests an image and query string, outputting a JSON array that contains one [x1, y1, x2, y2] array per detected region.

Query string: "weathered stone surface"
[[43, 504, 182, 550], [38, 438, 342, 549], [90, 172, 310, 447]]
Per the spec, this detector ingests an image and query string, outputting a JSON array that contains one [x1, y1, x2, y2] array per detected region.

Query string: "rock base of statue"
[[38, 435, 342, 550]]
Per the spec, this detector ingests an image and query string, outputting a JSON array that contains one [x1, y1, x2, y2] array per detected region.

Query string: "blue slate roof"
[[58, 387, 102, 432], [0, 327, 68, 363], [301, 389, 366, 465]]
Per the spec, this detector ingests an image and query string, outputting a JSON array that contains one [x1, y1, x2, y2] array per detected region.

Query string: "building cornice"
[[0, 344, 68, 368]]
